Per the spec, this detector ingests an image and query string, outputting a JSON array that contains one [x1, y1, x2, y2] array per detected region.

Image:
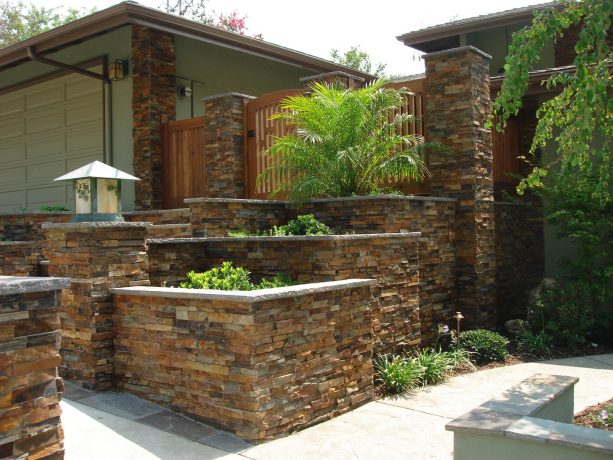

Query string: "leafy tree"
[[330, 46, 387, 77], [0, 1, 90, 47], [259, 80, 431, 202], [490, 0, 612, 326]]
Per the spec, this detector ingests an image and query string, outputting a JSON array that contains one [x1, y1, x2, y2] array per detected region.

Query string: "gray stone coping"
[[42, 221, 152, 229], [299, 71, 367, 83], [123, 208, 189, 215], [423, 45, 492, 61], [0, 211, 71, 216], [202, 92, 256, 102], [0, 276, 70, 295], [184, 195, 456, 205], [0, 240, 36, 245], [111, 279, 374, 303], [147, 232, 421, 245]]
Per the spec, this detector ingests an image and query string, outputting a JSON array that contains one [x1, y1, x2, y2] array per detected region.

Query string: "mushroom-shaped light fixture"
[[54, 160, 140, 222]]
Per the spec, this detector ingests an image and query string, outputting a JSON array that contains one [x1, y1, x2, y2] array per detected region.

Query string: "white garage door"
[[0, 68, 103, 212]]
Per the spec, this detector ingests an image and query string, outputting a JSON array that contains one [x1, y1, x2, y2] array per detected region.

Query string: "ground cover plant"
[[179, 262, 294, 291], [575, 397, 613, 431], [228, 214, 333, 237]]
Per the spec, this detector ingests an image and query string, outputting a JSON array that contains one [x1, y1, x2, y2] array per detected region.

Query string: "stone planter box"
[[111, 279, 375, 442], [147, 233, 421, 354]]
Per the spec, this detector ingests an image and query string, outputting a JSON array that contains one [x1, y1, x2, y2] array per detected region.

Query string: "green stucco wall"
[[465, 22, 555, 75], [0, 27, 135, 210], [174, 35, 316, 120]]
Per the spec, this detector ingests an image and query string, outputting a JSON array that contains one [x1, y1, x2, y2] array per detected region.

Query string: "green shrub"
[[179, 262, 294, 291], [517, 330, 553, 355], [374, 354, 423, 394], [272, 214, 333, 236], [458, 330, 508, 364], [40, 205, 70, 211]]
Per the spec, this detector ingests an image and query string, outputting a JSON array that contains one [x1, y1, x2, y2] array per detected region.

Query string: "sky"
[[40, 0, 552, 76]]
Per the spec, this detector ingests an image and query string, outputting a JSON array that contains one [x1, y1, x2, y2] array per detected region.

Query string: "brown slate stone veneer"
[[425, 46, 496, 328], [112, 280, 374, 442], [147, 233, 421, 355], [0, 212, 71, 241], [132, 25, 176, 210], [0, 276, 70, 459], [0, 241, 41, 276], [202, 93, 254, 199], [43, 222, 151, 390]]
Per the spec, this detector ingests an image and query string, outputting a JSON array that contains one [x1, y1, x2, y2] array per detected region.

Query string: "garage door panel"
[[66, 124, 103, 153], [0, 141, 26, 162], [26, 107, 64, 135], [66, 155, 101, 171], [66, 76, 101, 100], [27, 160, 66, 185], [0, 190, 25, 212], [26, 84, 63, 110], [0, 95, 25, 118], [66, 99, 103, 126], [0, 118, 24, 141], [27, 134, 65, 160], [27, 185, 66, 207], [0, 166, 26, 187]]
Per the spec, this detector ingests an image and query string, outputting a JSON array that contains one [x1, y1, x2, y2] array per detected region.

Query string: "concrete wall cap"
[[423, 45, 492, 61], [184, 195, 457, 205], [123, 208, 189, 215], [112, 278, 375, 303], [0, 275, 70, 295], [202, 92, 256, 102], [147, 232, 421, 244], [184, 197, 286, 205], [42, 221, 153, 229], [0, 211, 71, 216], [0, 240, 35, 245]]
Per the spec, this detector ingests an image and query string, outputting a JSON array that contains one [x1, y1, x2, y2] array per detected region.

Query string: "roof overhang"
[[397, 2, 558, 52], [0, 1, 374, 80]]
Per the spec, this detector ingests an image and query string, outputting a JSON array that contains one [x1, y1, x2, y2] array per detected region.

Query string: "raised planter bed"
[[111, 279, 375, 442]]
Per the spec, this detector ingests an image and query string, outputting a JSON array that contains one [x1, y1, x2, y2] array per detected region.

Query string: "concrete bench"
[[446, 373, 613, 460]]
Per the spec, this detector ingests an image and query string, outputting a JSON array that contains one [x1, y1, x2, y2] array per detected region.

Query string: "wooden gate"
[[243, 80, 429, 200], [245, 88, 304, 200], [161, 116, 206, 209]]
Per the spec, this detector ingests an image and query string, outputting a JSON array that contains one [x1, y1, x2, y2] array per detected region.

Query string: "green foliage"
[[517, 330, 553, 355], [259, 80, 433, 202], [412, 348, 454, 385], [374, 354, 423, 394], [330, 46, 387, 77], [39, 205, 70, 212], [179, 262, 294, 291], [530, 283, 595, 349], [458, 330, 509, 364], [0, 1, 92, 47], [272, 214, 333, 236]]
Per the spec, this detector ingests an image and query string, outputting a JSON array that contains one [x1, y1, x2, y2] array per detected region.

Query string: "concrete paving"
[[62, 354, 613, 460]]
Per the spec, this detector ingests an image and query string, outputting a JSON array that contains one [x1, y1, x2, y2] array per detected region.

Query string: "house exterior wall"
[[174, 36, 314, 120], [0, 27, 135, 210]]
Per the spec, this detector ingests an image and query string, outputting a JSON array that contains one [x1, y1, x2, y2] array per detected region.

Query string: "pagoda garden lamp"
[[53, 161, 140, 222]]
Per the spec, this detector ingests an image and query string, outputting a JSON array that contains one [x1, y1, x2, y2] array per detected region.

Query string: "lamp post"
[[53, 161, 139, 222]]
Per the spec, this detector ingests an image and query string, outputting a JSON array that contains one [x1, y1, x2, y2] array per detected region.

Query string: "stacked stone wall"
[[0, 276, 69, 459], [112, 280, 374, 442], [43, 223, 150, 390], [148, 233, 420, 354], [123, 208, 191, 225], [0, 241, 41, 276], [0, 213, 71, 241]]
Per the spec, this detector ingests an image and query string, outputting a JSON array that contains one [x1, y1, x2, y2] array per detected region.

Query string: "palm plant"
[[258, 80, 434, 202]]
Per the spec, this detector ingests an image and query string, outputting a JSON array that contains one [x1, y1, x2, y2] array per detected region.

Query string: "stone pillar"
[[132, 25, 176, 210], [300, 71, 366, 89], [424, 46, 496, 328], [42, 222, 151, 390], [0, 276, 70, 459], [203, 93, 254, 198]]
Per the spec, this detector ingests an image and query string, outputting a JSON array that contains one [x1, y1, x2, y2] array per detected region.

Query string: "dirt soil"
[[574, 397, 613, 431]]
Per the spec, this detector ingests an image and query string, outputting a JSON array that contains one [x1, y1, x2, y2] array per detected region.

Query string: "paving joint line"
[[585, 356, 613, 369], [374, 399, 454, 419]]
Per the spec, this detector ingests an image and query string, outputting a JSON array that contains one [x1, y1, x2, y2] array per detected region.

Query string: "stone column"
[[203, 93, 254, 198], [0, 276, 70, 459], [42, 222, 151, 390], [132, 25, 176, 210], [424, 46, 496, 328]]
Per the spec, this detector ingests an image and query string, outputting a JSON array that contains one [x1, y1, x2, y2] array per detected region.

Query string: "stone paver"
[[62, 355, 613, 460]]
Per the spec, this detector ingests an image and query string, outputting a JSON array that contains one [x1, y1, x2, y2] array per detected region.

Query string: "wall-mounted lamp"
[[177, 85, 192, 98], [107, 59, 128, 81]]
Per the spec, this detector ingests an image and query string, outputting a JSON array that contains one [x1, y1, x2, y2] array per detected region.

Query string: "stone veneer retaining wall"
[[147, 233, 421, 354], [495, 202, 544, 323], [111, 280, 374, 442], [123, 208, 191, 225], [425, 46, 496, 329], [184, 196, 456, 344], [0, 276, 70, 459], [0, 241, 41, 276], [132, 25, 176, 210], [0, 213, 71, 241], [43, 223, 151, 390]]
